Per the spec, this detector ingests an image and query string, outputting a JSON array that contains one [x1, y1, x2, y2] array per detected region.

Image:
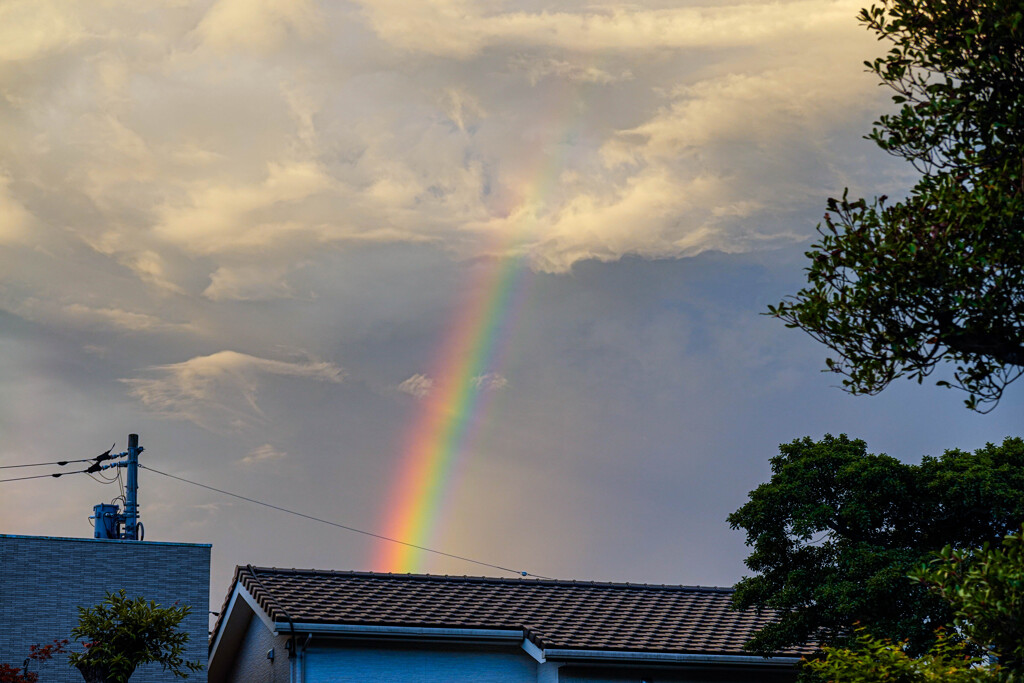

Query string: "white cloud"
[[356, 0, 856, 57], [62, 304, 194, 333], [122, 350, 345, 430], [398, 373, 434, 398], [203, 264, 298, 302], [472, 372, 508, 391], [154, 162, 334, 255], [0, 175, 35, 245], [193, 0, 322, 53], [0, 0, 891, 304], [439, 88, 486, 132], [238, 443, 288, 464], [0, 0, 82, 63], [509, 55, 633, 86]]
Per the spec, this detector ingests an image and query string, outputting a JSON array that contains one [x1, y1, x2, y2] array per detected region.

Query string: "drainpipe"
[[300, 633, 312, 683]]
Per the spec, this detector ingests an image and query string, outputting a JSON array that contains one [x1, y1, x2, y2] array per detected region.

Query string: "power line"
[[87, 471, 118, 485], [116, 467, 125, 502], [0, 469, 90, 484], [141, 464, 553, 581], [0, 458, 93, 470]]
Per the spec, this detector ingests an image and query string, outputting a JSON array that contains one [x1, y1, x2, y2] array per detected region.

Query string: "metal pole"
[[125, 433, 139, 540]]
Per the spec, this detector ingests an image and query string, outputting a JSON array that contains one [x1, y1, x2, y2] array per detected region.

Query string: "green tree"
[[727, 434, 1024, 655], [68, 590, 203, 683], [804, 526, 1024, 682], [769, 0, 1024, 411], [805, 628, 994, 683], [916, 526, 1024, 673]]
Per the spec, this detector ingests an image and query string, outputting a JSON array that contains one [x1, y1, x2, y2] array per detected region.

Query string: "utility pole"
[[90, 433, 146, 541], [124, 433, 142, 540]]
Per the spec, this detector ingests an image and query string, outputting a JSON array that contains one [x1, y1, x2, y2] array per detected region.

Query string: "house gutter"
[[274, 622, 522, 643], [540, 649, 802, 667], [271, 622, 800, 669]]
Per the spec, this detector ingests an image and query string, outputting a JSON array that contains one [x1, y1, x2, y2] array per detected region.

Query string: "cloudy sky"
[[2, 0, 1022, 607]]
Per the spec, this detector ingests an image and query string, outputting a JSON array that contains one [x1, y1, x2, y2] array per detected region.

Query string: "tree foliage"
[[770, 0, 1024, 410], [728, 434, 1024, 655], [915, 525, 1024, 672], [805, 628, 993, 683], [805, 526, 1024, 682], [0, 640, 68, 683], [68, 590, 203, 683]]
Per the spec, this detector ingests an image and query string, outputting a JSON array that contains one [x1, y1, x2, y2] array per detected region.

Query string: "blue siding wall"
[[304, 641, 537, 683], [0, 534, 210, 683]]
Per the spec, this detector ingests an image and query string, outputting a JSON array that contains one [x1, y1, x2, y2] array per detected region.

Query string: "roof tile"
[[218, 567, 808, 657]]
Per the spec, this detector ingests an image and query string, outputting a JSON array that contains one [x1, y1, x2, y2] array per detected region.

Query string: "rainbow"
[[375, 76, 580, 574], [374, 251, 529, 573]]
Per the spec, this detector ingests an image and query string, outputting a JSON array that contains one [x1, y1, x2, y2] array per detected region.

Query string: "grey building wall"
[[0, 534, 210, 683]]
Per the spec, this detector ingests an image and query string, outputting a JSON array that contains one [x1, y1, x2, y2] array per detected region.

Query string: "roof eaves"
[[274, 622, 524, 645], [209, 566, 243, 647], [539, 648, 802, 667]]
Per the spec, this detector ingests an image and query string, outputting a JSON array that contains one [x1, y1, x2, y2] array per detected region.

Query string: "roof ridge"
[[241, 566, 735, 593]]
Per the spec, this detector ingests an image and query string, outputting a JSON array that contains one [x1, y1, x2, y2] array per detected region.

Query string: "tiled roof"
[[220, 566, 808, 657]]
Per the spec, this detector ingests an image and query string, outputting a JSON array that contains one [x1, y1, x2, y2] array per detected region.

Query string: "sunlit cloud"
[[398, 373, 434, 399], [154, 162, 334, 255], [238, 443, 288, 465], [203, 264, 300, 302], [472, 373, 508, 391], [193, 0, 322, 53], [355, 0, 855, 57], [0, 0, 883, 301], [122, 350, 345, 430], [62, 304, 195, 333], [0, 0, 83, 63], [509, 55, 633, 86], [0, 175, 35, 245]]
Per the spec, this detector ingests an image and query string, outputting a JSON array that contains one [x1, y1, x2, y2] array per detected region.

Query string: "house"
[[0, 533, 210, 683], [209, 566, 807, 683]]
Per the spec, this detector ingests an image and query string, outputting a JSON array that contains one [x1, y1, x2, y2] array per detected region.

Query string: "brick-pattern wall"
[[0, 534, 210, 683]]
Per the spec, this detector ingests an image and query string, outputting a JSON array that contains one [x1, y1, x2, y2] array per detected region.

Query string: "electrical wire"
[[95, 468, 120, 483], [140, 464, 554, 580], [0, 458, 93, 470], [0, 468, 90, 484]]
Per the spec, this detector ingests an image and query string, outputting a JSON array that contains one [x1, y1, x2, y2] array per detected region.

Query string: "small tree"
[[0, 640, 68, 683], [68, 590, 203, 683]]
